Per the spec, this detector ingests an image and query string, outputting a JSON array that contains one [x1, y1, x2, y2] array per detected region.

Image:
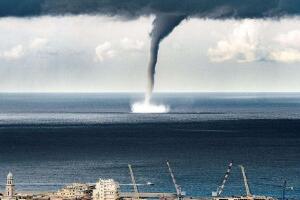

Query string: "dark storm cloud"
[[2, 0, 300, 100], [1, 0, 300, 18]]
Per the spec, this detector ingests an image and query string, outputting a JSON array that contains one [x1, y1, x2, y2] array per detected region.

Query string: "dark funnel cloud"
[[146, 14, 186, 101], [1, 0, 300, 99]]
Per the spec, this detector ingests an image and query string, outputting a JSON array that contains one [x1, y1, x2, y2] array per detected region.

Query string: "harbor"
[[1, 0, 300, 199], [0, 162, 287, 200]]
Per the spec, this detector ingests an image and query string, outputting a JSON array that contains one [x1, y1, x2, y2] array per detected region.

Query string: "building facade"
[[3, 172, 16, 200], [56, 183, 91, 199], [92, 179, 119, 200]]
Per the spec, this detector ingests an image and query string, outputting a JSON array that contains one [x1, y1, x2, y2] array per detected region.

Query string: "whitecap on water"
[[131, 100, 169, 113]]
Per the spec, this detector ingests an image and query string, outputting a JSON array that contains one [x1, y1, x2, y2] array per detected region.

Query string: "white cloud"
[[269, 49, 300, 63], [1, 45, 25, 60], [275, 30, 300, 48], [208, 20, 262, 63], [95, 42, 116, 62], [269, 30, 300, 63], [208, 21, 300, 64], [0, 37, 48, 61], [120, 37, 144, 51], [2, 16, 300, 92], [29, 38, 48, 49]]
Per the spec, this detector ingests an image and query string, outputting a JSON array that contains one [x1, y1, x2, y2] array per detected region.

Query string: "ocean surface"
[[0, 93, 299, 199]]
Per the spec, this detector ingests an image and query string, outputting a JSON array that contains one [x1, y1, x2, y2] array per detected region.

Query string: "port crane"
[[211, 164, 277, 200], [212, 161, 233, 197], [239, 165, 252, 197], [281, 180, 294, 200], [282, 180, 287, 200], [128, 164, 140, 200], [166, 161, 185, 200]]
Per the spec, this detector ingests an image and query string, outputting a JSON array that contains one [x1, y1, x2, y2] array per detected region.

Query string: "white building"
[[3, 172, 16, 200], [92, 179, 119, 200], [56, 183, 91, 199]]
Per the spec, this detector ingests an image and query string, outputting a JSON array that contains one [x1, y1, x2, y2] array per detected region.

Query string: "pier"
[[120, 192, 176, 199], [0, 162, 281, 200]]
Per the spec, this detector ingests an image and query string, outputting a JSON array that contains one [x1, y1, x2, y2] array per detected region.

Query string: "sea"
[[0, 93, 299, 199]]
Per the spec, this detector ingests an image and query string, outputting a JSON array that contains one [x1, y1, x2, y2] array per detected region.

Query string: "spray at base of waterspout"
[[131, 97, 169, 114]]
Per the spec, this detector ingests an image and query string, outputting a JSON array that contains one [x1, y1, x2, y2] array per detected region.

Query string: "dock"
[[120, 192, 176, 199], [0, 161, 282, 200]]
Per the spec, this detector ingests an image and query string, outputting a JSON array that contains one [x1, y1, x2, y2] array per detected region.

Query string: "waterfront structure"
[[0, 163, 277, 200], [3, 172, 16, 200], [212, 196, 276, 200], [92, 179, 120, 200], [211, 165, 276, 200], [56, 183, 91, 199]]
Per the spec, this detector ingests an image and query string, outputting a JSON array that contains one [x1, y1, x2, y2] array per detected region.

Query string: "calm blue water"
[[0, 93, 299, 199]]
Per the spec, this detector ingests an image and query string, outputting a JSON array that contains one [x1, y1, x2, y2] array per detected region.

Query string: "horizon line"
[[1, 91, 300, 94]]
